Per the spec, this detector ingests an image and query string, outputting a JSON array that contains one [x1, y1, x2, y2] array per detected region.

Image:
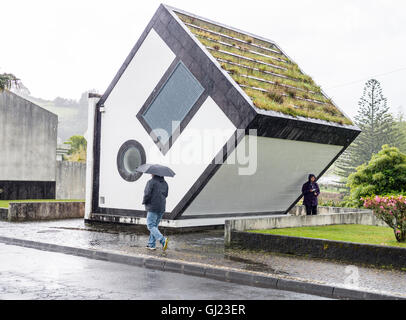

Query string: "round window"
[[117, 140, 146, 182]]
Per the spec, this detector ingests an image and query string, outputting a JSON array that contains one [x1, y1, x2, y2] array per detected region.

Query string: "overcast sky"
[[1, 0, 405, 119]]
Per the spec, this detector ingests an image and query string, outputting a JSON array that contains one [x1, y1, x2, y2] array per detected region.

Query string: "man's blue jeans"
[[146, 211, 165, 248]]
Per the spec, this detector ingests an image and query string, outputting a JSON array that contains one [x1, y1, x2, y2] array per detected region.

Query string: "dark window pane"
[[142, 62, 204, 144]]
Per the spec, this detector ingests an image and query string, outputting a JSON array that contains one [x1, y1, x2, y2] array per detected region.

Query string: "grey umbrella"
[[135, 163, 176, 177]]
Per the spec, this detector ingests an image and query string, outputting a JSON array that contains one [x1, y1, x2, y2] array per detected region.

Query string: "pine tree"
[[335, 79, 402, 180]]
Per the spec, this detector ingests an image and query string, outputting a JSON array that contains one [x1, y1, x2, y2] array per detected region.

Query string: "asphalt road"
[[0, 243, 329, 300]]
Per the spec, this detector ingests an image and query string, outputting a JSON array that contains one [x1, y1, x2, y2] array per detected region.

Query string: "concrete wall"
[[224, 210, 387, 246], [0, 90, 58, 181], [7, 201, 84, 221], [56, 161, 86, 199], [288, 205, 370, 216]]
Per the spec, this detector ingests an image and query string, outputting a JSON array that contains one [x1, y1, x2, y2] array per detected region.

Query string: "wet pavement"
[[0, 243, 327, 300], [0, 219, 405, 298]]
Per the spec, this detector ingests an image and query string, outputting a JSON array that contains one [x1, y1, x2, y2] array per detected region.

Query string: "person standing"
[[301, 174, 320, 215], [142, 174, 169, 251]]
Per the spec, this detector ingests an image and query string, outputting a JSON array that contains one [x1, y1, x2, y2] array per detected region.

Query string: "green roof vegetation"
[[176, 12, 352, 125]]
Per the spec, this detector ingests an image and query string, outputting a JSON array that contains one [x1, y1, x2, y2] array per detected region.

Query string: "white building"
[[85, 4, 360, 228]]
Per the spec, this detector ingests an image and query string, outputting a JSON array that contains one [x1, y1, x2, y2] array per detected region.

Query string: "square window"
[[141, 62, 204, 145]]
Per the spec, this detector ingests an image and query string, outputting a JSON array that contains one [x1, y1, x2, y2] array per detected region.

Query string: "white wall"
[[98, 29, 236, 211], [183, 136, 343, 215]]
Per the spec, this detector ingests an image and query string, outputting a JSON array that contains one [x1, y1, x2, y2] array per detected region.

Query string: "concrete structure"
[[224, 209, 387, 246], [0, 90, 58, 199], [1, 201, 84, 221], [56, 143, 71, 161], [56, 161, 86, 199], [85, 4, 360, 227]]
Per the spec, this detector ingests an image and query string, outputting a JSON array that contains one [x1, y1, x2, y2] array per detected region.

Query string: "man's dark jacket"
[[142, 175, 168, 213], [301, 174, 320, 206]]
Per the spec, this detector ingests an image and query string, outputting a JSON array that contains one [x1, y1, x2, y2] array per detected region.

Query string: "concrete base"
[[0, 180, 55, 200], [88, 212, 288, 231]]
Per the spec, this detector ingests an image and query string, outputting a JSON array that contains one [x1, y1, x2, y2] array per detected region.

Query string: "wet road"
[[0, 243, 328, 300], [1, 219, 406, 297]]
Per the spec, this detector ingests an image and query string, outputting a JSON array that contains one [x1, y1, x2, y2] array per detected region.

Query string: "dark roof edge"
[[254, 107, 361, 132]]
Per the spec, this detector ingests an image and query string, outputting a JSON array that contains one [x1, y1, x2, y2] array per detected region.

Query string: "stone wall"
[[7, 202, 84, 221], [230, 231, 406, 269]]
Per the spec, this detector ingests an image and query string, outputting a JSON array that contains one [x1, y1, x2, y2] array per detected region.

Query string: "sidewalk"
[[0, 218, 405, 299]]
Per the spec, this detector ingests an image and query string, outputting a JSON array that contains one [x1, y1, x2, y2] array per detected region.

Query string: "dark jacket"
[[302, 174, 320, 206], [142, 175, 168, 213]]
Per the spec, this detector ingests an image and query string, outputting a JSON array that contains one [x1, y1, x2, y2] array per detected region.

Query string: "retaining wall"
[[288, 205, 370, 216], [225, 210, 386, 246], [230, 231, 406, 270], [5, 202, 84, 221]]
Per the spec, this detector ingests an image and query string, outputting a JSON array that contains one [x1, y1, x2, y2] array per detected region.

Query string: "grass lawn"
[[249, 224, 406, 248], [0, 199, 84, 208]]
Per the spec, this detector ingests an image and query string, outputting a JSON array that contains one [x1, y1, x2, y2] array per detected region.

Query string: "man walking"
[[142, 174, 169, 251], [301, 174, 320, 215]]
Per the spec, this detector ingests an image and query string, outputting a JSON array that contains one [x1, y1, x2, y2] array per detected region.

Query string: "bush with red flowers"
[[362, 195, 406, 242]]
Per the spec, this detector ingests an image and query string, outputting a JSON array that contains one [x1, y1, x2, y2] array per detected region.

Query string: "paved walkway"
[[0, 219, 405, 298]]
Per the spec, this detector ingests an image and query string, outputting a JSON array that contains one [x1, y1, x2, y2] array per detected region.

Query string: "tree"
[[346, 145, 406, 207], [394, 108, 406, 153], [0, 72, 19, 91], [66, 135, 87, 154], [335, 79, 403, 179], [64, 135, 87, 162]]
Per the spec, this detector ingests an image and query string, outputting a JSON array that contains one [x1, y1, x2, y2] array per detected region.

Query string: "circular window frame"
[[116, 140, 146, 182]]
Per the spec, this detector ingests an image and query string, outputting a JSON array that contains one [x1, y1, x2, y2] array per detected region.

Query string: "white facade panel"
[[183, 136, 342, 215], [98, 29, 236, 211]]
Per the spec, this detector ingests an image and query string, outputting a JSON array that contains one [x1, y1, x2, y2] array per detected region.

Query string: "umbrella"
[[136, 163, 176, 177]]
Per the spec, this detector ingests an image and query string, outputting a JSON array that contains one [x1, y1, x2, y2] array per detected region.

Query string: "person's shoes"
[[162, 238, 168, 251], [146, 245, 156, 251]]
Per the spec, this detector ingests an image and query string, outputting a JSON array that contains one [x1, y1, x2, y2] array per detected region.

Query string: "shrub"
[[362, 195, 406, 242], [347, 145, 406, 207]]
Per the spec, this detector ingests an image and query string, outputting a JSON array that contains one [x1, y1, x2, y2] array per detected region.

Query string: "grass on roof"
[[177, 12, 279, 51], [176, 12, 352, 126]]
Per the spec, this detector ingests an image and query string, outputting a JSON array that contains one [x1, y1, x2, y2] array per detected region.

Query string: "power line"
[[327, 67, 406, 89]]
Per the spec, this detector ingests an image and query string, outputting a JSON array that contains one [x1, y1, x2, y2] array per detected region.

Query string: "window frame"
[[136, 58, 207, 155]]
